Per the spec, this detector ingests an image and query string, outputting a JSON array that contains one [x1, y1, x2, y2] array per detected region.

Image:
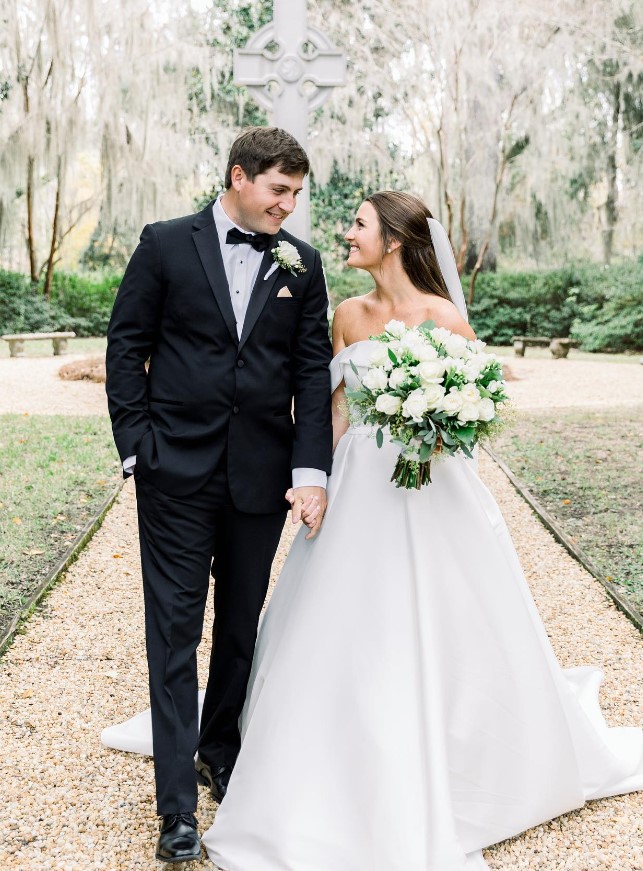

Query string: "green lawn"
[[0, 336, 107, 358], [0, 414, 120, 640], [492, 408, 643, 613]]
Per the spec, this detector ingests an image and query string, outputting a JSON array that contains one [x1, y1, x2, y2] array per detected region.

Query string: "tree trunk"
[[456, 191, 467, 274], [26, 154, 38, 283], [468, 92, 523, 305], [603, 79, 621, 265], [22, 76, 38, 284], [43, 158, 62, 300]]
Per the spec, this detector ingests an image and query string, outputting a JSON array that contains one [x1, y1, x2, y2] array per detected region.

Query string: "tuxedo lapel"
[[192, 204, 238, 345], [238, 234, 283, 350]]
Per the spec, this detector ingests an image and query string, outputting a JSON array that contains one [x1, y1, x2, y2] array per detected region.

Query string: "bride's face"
[[345, 202, 384, 270]]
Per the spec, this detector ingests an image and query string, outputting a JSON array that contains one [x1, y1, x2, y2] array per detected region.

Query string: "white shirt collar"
[[213, 195, 257, 240]]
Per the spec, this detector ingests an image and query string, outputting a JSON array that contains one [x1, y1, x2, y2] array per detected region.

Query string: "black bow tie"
[[226, 227, 272, 252]]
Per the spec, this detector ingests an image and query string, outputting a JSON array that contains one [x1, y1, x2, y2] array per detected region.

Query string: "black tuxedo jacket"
[[105, 201, 333, 513]]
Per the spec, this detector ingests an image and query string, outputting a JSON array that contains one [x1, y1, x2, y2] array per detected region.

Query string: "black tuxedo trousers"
[[136, 460, 286, 814]]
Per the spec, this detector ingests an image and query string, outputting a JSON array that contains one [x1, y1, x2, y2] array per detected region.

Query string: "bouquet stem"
[[391, 457, 432, 489]]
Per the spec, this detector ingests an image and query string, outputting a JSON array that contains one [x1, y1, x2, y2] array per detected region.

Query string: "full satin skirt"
[[198, 430, 643, 870]]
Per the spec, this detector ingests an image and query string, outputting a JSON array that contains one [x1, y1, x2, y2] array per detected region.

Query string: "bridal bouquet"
[[345, 320, 508, 489]]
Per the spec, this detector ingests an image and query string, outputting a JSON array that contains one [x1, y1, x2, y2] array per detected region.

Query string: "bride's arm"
[[332, 382, 349, 453], [331, 302, 350, 453]]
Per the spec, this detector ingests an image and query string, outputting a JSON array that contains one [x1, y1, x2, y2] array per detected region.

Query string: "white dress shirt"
[[124, 196, 326, 491]]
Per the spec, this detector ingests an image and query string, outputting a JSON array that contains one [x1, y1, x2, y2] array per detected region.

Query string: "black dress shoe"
[[195, 755, 233, 803], [156, 812, 201, 864]]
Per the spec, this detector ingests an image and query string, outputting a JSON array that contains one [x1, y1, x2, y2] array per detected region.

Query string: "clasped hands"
[[285, 486, 327, 540]]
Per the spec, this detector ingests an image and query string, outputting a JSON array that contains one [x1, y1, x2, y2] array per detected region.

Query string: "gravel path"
[[1, 353, 642, 417], [500, 356, 643, 411], [1, 352, 641, 869], [0, 356, 107, 416]]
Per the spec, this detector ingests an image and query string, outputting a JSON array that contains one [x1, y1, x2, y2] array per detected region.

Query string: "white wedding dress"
[[102, 340, 643, 871]]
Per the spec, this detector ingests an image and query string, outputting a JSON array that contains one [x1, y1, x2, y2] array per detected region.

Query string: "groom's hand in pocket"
[[286, 487, 327, 540]]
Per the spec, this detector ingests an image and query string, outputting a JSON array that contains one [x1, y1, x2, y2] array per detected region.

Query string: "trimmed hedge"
[[48, 272, 119, 337], [1, 259, 641, 351], [0, 271, 68, 334], [0, 270, 120, 337], [468, 261, 642, 351]]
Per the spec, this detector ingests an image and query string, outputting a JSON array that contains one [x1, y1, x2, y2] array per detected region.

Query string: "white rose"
[[430, 326, 451, 345], [470, 339, 487, 353], [375, 393, 402, 415], [458, 402, 480, 422], [362, 367, 389, 392], [401, 388, 429, 423], [477, 397, 496, 421], [388, 367, 407, 389], [415, 342, 439, 362], [417, 359, 447, 385], [400, 330, 420, 350], [443, 356, 464, 372], [275, 240, 300, 266], [400, 332, 435, 362], [460, 383, 481, 403], [440, 389, 464, 416], [443, 333, 469, 358], [369, 344, 390, 368], [422, 383, 446, 410], [486, 380, 500, 394], [462, 359, 484, 383], [385, 319, 407, 339]]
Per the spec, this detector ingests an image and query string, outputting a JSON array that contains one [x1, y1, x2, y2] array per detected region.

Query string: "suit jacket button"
[[232, 405, 240, 414], [237, 359, 245, 368]]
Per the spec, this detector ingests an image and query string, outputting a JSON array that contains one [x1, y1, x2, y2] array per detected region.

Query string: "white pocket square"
[[276, 287, 293, 298]]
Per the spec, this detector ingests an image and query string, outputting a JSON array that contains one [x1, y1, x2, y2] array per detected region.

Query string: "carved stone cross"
[[234, 0, 346, 241]]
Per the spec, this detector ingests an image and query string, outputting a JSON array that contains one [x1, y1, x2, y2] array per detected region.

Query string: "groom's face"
[[228, 165, 305, 235]]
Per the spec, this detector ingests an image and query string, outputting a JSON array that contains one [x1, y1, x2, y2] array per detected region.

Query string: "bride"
[[103, 191, 643, 870]]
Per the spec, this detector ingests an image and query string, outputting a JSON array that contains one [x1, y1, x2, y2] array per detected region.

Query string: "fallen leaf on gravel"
[[23, 548, 45, 556], [113, 553, 122, 558], [12, 516, 22, 524]]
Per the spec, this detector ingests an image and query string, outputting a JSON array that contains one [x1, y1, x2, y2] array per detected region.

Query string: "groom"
[[106, 127, 333, 862]]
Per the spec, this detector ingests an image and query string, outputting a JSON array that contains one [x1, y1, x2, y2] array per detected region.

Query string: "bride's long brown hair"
[[365, 191, 451, 300]]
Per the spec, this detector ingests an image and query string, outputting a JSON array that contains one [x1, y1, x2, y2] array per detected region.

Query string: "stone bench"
[[2, 331, 76, 358], [512, 336, 580, 358]]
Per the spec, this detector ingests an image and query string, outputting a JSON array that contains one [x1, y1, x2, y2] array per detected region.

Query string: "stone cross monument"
[[234, 0, 346, 241]]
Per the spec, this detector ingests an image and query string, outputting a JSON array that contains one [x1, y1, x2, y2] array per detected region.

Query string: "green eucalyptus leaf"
[[455, 425, 476, 443]]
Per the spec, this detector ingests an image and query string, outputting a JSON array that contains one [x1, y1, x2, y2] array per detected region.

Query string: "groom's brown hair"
[[225, 126, 310, 188]]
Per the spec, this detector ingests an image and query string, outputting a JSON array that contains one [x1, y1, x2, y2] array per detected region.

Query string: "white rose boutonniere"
[[272, 240, 307, 276]]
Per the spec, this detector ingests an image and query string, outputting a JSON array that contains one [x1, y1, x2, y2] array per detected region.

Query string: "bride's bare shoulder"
[[426, 296, 476, 340], [334, 294, 372, 318], [332, 295, 373, 346]]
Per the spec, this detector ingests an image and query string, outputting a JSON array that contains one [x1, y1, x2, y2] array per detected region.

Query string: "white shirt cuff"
[[123, 455, 137, 474], [292, 468, 327, 490]]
